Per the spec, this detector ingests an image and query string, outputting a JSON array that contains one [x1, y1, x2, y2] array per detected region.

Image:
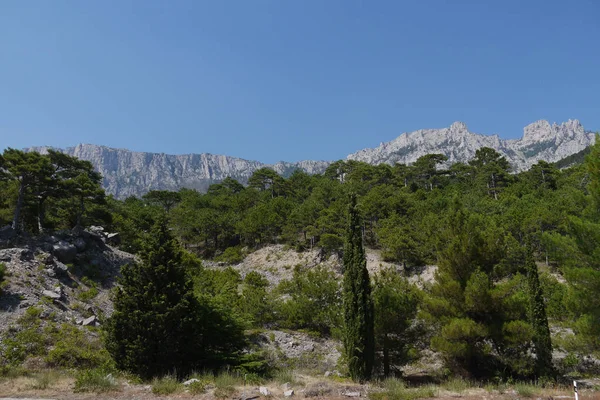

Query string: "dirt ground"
[[0, 374, 598, 400]]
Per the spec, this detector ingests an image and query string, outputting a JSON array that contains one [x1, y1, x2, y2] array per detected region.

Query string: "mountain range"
[[29, 119, 595, 198]]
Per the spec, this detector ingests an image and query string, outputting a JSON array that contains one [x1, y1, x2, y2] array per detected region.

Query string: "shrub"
[[369, 378, 437, 400], [45, 324, 112, 369], [28, 370, 61, 390], [74, 369, 118, 393], [215, 246, 245, 264], [0, 263, 6, 291], [151, 375, 182, 395]]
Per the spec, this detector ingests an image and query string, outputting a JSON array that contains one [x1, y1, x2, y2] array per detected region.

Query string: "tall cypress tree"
[[342, 194, 374, 382], [525, 249, 555, 379]]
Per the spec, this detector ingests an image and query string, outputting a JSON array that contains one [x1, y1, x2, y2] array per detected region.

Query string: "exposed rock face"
[[348, 119, 595, 171], [28, 119, 595, 198], [28, 144, 330, 199]]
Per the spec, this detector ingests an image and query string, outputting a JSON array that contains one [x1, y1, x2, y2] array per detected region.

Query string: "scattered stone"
[[82, 315, 97, 326], [344, 392, 361, 397], [19, 301, 32, 309], [259, 386, 270, 396], [324, 371, 332, 377], [281, 383, 291, 391], [52, 241, 77, 263], [183, 378, 200, 386], [85, 304, 94, 313], [42, 290, 61, 300], [105, 373, 117, 385], [75, 318, 83, 325], [284, 389, 294, 397], [19, 249, 33, 261], [53, 261, 69, 275], [0, 253, 12, 262], [53, 286, 63, 295], [43, 254, 55, 265], [45, 268, 56, 277]]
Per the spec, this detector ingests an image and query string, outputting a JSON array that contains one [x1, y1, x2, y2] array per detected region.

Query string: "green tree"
[[342, 195, 375, 382], [525, 249, 554, 379], [105, 219, 244, 378], [0, 149, 53, 232], [373, 268, 420, 376]]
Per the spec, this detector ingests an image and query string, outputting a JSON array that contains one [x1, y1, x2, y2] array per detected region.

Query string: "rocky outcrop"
[[28, 119, 595, 198], [348, 119, 595, 171]]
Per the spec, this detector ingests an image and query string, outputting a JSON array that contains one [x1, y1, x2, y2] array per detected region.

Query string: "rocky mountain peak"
[[25, 119, 594, 198], [449, 121, 469, 133]]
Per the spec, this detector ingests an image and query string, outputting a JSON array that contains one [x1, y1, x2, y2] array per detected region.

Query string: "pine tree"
[[105, 218, 245, 378], [525, 249, 555, 379], [342, 194, 374, 382]]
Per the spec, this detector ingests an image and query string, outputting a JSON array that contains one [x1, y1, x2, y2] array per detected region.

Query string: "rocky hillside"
[[348, 119, 595, 171], [0, 227, 135, 334], [29, 119, 595, 198]]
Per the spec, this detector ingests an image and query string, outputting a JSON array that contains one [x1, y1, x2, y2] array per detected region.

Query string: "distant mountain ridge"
[[347, 119, 595, 170], [28, 119, 595, 198]]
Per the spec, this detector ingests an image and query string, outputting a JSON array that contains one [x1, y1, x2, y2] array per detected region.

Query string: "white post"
[[574, 380, 579, 400]]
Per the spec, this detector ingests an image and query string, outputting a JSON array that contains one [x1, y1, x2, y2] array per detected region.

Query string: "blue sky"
[[1, 1, 599, 163]]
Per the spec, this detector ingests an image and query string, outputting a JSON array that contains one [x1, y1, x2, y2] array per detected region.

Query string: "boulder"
[[0, 226, 16, 241], [43, 254, 55, 265], [82, 316, 97, 326], [344, 392, 361, 397], [284, 390, 294, 397], [259, 386, 270, 396], [42, 290, 61, 300], [19, 249, 33, 261], [183, 378, 200, 386], [53, 261, 69, 276], [74, 237, 87, 252], [106, 232, 121, 245], [52, 241, 77, 263]]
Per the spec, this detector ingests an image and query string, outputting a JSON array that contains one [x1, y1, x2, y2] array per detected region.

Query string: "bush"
[[151, 375, 183, 395], [0, 262, 6, 290], [369, 378, 437, 400], [275, 266, 342, 336], [74, 369, 118, 393], [215, 246, 245, 264], [45, 324, 112, 369]]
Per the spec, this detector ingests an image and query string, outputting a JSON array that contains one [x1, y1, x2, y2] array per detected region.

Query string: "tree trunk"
[[383, 334, 390, 377], [37, 198, 46, 233], [12, 181, 25, 232]]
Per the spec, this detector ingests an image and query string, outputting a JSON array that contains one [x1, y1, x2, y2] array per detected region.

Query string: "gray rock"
[[0, 253, 11, 262], [42, 290, 61, 300], [45, 268, 56, 277], [52, 241, 77, 263], [53, 261, 69, 276], [43, 254, 55, 265], [284, 389, 294, 397], [183, 378, 200, 386], [259, 386, 270, 396], [106, 232, 120, 245], [344, 392, 361, 397], [19, 249, 33, 261], [324, 371, 332, 377], [73, 237, 87, 252], [82, 316, 97, 326]]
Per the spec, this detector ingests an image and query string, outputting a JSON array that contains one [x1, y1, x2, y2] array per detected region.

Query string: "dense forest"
[[1, 140, 600, 384]]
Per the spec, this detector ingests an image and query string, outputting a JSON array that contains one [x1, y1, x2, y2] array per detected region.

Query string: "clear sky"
[[1, 1, 599, 163]]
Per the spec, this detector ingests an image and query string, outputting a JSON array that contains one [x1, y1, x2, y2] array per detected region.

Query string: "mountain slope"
[[28, 119, 595, 198], [347, 119, 595, 171]]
